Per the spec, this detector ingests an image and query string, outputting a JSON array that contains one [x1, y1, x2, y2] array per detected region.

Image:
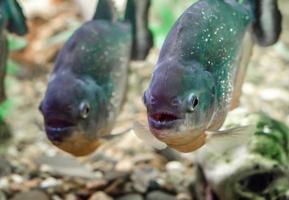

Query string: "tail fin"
[[3, 0, 28, 36], [251, 0, 282, 46], [125, 0, 153, 60], [92, 0, 115, 21]]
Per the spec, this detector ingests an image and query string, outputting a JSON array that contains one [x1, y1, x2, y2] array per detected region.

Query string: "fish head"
[[143, 60, 217, 152], [39, 73, 106, 156]]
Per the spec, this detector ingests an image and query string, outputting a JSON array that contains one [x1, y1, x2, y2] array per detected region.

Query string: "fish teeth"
[[49, 127, 64, 132]]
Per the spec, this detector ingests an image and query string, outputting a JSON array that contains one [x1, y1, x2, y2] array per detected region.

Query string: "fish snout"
[[145, 94, 182, 130], [145, 93, 182, 110], [46, 128, 71, 143], [148, 111, 181, 130], [44, 117, 76, 142]]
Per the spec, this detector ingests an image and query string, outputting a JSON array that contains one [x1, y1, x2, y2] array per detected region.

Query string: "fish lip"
[[148, 112, 181, 130], [44, 118, 76, 142]]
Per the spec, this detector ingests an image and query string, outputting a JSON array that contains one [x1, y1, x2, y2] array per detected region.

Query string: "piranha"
[[39, 0, 152, 156], [134, 0, 282, 152], [0, 0, 28, 103]]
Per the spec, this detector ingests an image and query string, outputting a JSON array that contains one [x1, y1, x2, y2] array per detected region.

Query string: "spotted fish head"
[[143, 60, 217, 152], [39, 73, 106, 156]]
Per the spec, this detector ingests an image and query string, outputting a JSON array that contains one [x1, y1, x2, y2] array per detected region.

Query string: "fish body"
[[141, 0, 282, 152], [40, 0, 132, 156]]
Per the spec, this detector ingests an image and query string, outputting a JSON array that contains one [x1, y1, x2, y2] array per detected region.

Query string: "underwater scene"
[[0, 0, 289, 199]]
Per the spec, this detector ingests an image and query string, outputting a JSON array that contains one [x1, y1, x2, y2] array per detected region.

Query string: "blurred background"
[[0, 0, 289, 199]]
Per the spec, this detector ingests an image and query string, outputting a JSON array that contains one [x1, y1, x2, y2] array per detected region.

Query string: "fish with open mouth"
[[134, 0, 282, 152], [39, 0, 152, 156]]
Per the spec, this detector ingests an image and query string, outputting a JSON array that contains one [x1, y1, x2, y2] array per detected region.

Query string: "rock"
[[115, 159, 133, 171], [0, 177, 9, 190], [0, 191, 6, 200], [146, 191, 175, 200], [105, 171, 129, 182], [40, 177, 62, 189], [0, 121, 11, 147], [176, 193, 192, 200], [86, 179, 108, 190], [166, 161, 185, 173], [37, 155, 97, 179], [0, 158, 11, 177], [165, 161, 194, 193], [105, 178, 126, 196], [131, 166, 159, 193], [65, 193, 78, 200], [11, 190, 49, 200], [89, 192, 112, 200], [51, 195, 62, 200], [116, 194, 143, 200]]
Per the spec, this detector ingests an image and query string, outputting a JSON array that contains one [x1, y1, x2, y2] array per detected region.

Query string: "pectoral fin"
[[133, 121, 167, 150], [204, 125, 256, 155]]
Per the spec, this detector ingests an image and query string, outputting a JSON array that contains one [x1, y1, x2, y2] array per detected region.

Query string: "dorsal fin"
[[92, 0, 115, 21], [124, 0, 153, 60], [251, 0, 282, 46], [124, 0, 135, 27], [2, 0, 28, 35]]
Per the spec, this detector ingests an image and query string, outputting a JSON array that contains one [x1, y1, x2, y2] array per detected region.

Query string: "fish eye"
[[79, 101, 90, 119], [187, 94, 199, 112]]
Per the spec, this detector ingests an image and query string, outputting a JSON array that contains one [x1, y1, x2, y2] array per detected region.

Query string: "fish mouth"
[[148, 112, 180, 130], [44, 118, 76, 142]]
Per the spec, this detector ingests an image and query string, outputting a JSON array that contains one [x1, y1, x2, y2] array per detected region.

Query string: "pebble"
[[86, 179, 108, 190], [131, 167, 159, 193], [11, 190, 49, 200], [65, 193, 78, 200], [0, 191, 6, 200], [115, 160, 133, 171], [176, 193, 192, 200], [40, 177, 62, 189], [166, 161, 185, 173], [146, 191, 175, 200], [89, 192, 113, 200], [0, 158, 11, 177], [116, 194, 143, 200]]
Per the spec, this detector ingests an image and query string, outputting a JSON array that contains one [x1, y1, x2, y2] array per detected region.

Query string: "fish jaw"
[[149, 126, 207, 153], [51, 131, 102, 157], [44, 117, 77, 142], [44, 118, 102, 156]]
